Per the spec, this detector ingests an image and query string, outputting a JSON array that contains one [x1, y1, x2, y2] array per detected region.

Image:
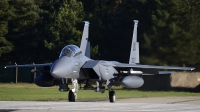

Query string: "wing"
[[5, 63, 52, 68], [105, 63, 194, 75], [114, 63, 194, 70]]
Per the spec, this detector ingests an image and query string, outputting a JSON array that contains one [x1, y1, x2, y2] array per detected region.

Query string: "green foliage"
[[41, 0, 84, 54], [171, 0, 200, 65], [140, 0, 200, 67], [5, 0, 41, 63], [0, 0, 13, 57], [0, 0, 200, 70]]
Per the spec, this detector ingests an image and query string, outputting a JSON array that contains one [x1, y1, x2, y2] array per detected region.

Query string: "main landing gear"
[[108, 87, 116, 103], [94, 81, 116, 103]]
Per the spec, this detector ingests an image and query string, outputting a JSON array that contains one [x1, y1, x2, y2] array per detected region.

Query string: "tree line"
[[0, 0, 199, 70]]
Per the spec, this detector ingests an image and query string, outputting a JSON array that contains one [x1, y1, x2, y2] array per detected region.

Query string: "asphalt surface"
[[0, 97, 200, 112]]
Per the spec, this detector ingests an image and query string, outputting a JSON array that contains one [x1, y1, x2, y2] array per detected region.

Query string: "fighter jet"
[[5, 20, 195, 103]]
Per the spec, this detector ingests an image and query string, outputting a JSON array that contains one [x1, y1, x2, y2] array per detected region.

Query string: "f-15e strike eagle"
[[5, 20, 195, 103]]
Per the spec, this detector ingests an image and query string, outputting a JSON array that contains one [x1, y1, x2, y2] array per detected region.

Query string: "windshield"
[[59, 45, 82, 58]]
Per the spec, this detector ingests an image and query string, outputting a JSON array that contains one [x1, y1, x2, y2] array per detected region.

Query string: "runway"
[[0, 97, 200, 112]]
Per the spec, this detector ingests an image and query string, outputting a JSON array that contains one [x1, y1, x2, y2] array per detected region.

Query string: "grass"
[[0, 83, 200, 101]]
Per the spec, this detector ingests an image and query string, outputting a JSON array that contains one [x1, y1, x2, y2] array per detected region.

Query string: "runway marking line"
[[168, 99, 200, 104]]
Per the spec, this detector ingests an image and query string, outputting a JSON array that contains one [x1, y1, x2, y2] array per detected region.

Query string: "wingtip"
[[191, 68, 195, 71]]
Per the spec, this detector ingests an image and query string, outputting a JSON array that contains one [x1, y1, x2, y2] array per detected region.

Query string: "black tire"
[[109, 91, 115, 103], [68, 90, 76, 102]]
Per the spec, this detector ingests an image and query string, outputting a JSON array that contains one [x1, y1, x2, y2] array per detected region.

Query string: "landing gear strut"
[[68, 79, 78, 102], [94, 81, 105, 93], [94, 81, 116, 103]]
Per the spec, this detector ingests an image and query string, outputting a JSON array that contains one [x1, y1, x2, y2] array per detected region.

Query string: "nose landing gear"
[[68, 79, 78, 102]]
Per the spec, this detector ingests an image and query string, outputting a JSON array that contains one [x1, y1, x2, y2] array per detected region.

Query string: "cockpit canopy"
[[59, 45, 82, 58]]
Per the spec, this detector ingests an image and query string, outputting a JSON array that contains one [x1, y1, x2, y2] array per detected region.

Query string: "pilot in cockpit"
[[59, 45, 82, 58]]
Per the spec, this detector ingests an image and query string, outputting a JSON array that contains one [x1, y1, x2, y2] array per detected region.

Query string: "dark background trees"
[[0, 0, 13, 58], [0, 0, 199, 70]]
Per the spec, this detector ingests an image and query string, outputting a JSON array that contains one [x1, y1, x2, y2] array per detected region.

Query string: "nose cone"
[[50, 56, 72, 78]]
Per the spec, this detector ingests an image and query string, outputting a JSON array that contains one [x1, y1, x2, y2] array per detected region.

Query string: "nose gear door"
[[72, 62, 80, 77]]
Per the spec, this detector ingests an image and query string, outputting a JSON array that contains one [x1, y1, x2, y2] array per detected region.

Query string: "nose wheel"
[[68, 90, 76, 102]]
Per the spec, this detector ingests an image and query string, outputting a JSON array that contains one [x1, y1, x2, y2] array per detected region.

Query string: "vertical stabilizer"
[[129, 20, 139, 64], [80, 21, 89, 55]]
